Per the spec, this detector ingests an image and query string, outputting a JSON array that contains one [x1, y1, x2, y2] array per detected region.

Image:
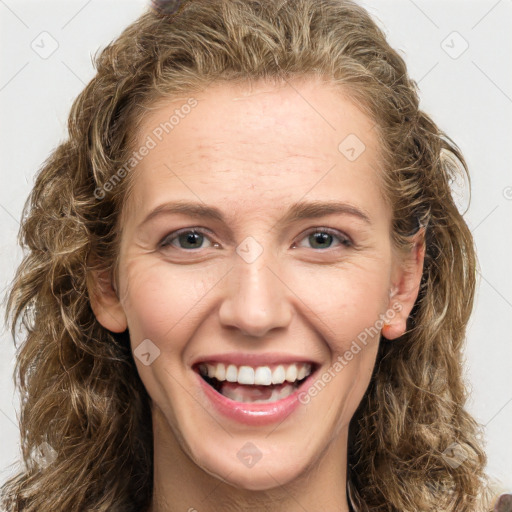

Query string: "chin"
[[195, 448, 307, 492], [209, 464, 300, 492]]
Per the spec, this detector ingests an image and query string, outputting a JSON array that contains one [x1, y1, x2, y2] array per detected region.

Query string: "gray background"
[[1, 0, 511, 492]]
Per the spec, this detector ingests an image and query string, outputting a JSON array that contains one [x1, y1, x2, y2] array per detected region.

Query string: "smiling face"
[[90, 76, 424, 499]]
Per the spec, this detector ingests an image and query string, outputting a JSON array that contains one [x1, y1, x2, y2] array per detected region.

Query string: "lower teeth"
[[221, 383, 296, 403]]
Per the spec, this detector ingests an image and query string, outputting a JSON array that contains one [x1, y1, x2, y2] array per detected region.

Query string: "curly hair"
[[1, 0, 497, 510]]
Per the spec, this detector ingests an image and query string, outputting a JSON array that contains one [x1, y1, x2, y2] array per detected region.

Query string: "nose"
[[218, 247, 294, 338]]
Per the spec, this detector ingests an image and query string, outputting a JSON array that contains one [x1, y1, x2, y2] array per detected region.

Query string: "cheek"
[[120, 262, 214, 345], [120, 265, 216, 405], [289, 260, 391, 347]]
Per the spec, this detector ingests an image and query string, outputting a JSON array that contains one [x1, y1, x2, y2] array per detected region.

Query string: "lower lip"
[[195, 371, 314, 426]]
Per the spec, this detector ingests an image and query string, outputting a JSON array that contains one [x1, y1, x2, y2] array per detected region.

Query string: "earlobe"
[[381, 321, 398, 340], [383, 228, 426, 341], [87, 268, 128, 333]]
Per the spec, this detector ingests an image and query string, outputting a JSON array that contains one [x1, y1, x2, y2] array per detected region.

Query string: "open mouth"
[[194, 362, 316, 404]]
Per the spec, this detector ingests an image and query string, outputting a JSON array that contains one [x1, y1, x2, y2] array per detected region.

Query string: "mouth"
[[193, 361, 317, 404]]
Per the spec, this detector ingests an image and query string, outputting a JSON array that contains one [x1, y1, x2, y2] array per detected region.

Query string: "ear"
[[383, 228, 426, 340], [87, 267, 127, 333]]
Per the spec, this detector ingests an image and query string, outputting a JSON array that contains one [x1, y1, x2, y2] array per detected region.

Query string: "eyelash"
[[158, 227, 353, 251]]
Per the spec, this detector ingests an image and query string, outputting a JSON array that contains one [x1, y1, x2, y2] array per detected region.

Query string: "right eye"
[[159, 228, 217, 251]]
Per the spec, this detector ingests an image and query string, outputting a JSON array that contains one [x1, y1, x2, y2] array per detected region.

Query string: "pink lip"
[[195, 367, 317, 426], [191, 351, 318, 367]]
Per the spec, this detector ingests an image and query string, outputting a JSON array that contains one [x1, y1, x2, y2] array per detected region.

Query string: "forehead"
[[125, 77, 386, 219]]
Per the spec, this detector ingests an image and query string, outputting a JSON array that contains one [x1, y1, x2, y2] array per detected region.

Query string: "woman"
[[1, 0, 501, 510]]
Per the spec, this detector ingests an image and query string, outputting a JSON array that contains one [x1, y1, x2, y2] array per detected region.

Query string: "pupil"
[[180, 231, 203, 249], [310, 232, 332, 248]]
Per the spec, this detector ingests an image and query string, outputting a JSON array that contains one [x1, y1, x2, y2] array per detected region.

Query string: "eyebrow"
[[138, 199, 372, 229]]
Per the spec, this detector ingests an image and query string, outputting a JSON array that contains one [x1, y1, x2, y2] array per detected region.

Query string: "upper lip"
[[191, 352, 319, 368]]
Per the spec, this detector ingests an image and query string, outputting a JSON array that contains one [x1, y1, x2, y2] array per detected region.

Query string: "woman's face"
[[92, 77, 423, 491]]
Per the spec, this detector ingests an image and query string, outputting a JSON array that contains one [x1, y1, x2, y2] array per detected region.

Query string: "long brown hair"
[[2, 0, 495, 510]]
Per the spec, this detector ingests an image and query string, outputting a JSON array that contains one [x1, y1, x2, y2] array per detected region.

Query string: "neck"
[[147, 405, 351, 512]]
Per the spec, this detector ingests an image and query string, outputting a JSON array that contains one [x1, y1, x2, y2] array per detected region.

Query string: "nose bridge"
[[218, 235, 292, 337]]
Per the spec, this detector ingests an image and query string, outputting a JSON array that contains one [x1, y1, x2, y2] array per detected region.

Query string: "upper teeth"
[[198, 362, 312, 386]]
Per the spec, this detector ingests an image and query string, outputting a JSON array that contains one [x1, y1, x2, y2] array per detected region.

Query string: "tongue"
[[220, 381, 289, 401]]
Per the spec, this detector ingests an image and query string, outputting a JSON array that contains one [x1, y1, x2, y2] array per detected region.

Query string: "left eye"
[[294, 228, 352, 250]]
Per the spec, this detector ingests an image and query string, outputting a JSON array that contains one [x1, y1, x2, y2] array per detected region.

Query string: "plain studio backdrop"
[[0, 0, 511, 493]]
